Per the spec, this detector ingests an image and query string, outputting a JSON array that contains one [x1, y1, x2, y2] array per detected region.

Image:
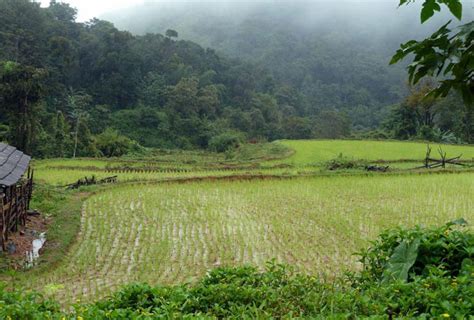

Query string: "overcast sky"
[[38, 0, 144, 21], [37, 0, 404, 22]]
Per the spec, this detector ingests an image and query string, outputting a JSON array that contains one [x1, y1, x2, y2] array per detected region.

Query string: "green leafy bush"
[[0, 124, 9, 141], [0, 285, 63, 319], [208, 131, 244, 153], [95, 128, 142, 157], [358, 219, 473, 282], [88, 263, 326, 318]]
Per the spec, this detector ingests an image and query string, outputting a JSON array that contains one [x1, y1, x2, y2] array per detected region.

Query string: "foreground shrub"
[[86, 263, 329, 318], [358, 218, 473, 282], [0, 222, 472, 319], [0, 286, 63, 319]]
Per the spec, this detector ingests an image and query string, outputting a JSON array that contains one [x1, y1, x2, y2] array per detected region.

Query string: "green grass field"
[[23, 173, 473, 304], [276, 140, 474, 165], [4, 139, 473, 307]]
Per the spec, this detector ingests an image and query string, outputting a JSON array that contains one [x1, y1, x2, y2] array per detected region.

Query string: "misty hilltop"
[[1, 0, 472, 158], [103, 0, 471, 129]]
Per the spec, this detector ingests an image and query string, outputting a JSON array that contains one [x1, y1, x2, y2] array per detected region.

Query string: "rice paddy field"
[[33, 140, 474, 185], [26, 173, 473, 304], [8, 140, 474, 305]]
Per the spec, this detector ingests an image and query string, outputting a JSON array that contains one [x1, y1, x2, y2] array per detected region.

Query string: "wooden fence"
[[0, 168, 34, 251]]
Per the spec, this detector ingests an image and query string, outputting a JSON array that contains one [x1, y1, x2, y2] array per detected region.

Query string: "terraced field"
[[29, 173, 474, 304], [33, 140, 474, 186], [32, 143, 294, 185]]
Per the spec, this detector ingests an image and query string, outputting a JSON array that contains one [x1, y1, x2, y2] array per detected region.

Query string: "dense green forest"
[[105, 0, 473, 137], [0, 0, 472, 158]]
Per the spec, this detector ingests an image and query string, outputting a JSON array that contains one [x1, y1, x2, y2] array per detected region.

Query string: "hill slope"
[[104, 1, 472, 129]]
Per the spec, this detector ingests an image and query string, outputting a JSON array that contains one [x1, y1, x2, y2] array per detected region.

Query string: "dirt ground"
[[5, 212, 49, 265]]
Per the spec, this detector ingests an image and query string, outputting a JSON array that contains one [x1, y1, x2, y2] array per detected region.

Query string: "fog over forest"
[[104, 0, 472, 52], [1, 0, 472, 158], [103, 0, 472, 130]]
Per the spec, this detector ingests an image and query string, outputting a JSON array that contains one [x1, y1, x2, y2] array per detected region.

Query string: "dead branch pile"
[[417, 145, 466, 169], [66, 175, 117, 189]]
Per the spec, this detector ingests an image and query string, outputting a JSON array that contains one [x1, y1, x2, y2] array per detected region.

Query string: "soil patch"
[[5, 213, 50, 268]]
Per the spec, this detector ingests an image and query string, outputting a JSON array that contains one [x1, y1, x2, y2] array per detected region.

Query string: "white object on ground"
[[25, 232, 46, 268]]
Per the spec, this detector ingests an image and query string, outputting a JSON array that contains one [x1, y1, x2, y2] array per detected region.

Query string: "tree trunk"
[[73, 116, 79, 158]]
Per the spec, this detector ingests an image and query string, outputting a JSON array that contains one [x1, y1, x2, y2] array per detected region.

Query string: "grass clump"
[[231, 142, 293, 162], [324, 153, 368, 170]]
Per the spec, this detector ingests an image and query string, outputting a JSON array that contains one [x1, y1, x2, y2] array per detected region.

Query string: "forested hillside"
[[1, 0, 472, 159], [1, 0, 339, 158], [105, 0, 473, 142], [107, 2, 413, 115]]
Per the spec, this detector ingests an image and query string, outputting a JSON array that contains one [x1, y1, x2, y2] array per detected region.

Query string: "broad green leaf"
[[421, 0, 436, 23], [390, 50, 406, 65], [450, 218, 468, 226], [446, 0, 462, 20], [399, 0, 415, 7], [383, 238, 420, 283], [434, 82, 452, 97], [412, 68, 426, 84], [400, 40, 419, 51]]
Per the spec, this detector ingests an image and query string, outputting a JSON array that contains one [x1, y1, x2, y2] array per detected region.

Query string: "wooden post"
[[27, 169, 33, 210], [438, 146, 447, 168], [0, 193, 5, 251], [425, 144, 432, 168]]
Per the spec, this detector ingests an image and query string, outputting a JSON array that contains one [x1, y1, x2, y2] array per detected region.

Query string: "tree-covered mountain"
[[104, 1, 473, 133], [1, 0, 472, 158], [2, 0, 354, 158]]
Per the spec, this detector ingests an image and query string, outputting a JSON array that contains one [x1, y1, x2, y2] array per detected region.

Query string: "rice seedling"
[[25, 172, 473, 305]]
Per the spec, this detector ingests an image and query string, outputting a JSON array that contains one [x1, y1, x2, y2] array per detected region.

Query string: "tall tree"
[[67, 90, 92, 158], [53, 111, 71, 157], [0, 61, 47, 153], [165, 29, 178, 39]]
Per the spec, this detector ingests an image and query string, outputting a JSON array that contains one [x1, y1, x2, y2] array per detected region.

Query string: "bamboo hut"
[[0, 143, 33, 251]]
